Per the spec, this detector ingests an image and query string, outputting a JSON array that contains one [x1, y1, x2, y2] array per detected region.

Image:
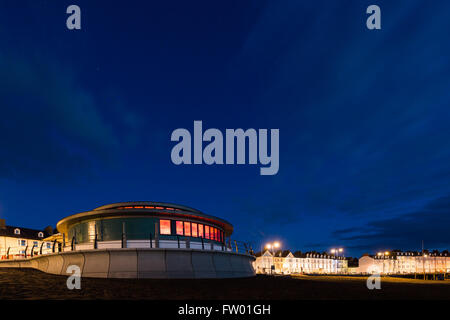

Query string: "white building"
[[359, 251, 450, 274], [254, 250, 348, 275], [0, 219, 53, 259]]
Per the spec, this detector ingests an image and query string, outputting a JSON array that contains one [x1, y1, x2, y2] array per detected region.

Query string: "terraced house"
[[0, 219, 53, 259], [254, 250, 348, 274]]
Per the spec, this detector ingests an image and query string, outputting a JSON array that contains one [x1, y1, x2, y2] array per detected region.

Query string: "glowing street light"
[[330, 247, 344, 257], [265, 241, 281, 255]]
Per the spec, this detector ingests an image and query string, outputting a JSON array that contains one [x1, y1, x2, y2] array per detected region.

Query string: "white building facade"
[[0, 220, 53, 259], [359, 252, 450, 274], [254, 250, 348, 275]]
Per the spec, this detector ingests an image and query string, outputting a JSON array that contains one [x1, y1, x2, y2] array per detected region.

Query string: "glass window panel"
[[192, 223, 198, 237], [184, 222, 191, 236], [176, 221, 184, 235], [160, 220, 171, 235], [205, 225, 210, 239], [198, 224, 204, 238]]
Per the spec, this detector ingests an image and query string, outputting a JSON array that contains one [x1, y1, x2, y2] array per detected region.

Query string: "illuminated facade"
[[359, 252, 450, 274], [0, 202, 255, 279], [0, 219, 53, 259], [254, 250, 348, 274], [56, 202, 232, 251]]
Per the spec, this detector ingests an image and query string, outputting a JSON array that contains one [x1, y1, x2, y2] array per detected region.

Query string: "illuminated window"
[[210, 227, 215, 240], [215, 228, 219, 241], [176, 221, 184, 235], [198, 224, 204, 238], [184, 222, 191, 236], [160, 220, 171, 235], [192, 223, 198, 237], [205, 226, 210, 239]]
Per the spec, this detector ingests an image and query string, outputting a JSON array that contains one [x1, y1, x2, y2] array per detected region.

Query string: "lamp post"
[[265, 241, 281, 274]]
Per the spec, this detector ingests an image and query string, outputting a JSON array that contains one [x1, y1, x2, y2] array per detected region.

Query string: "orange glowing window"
[[213, 228, 217, 241], [134, 206, 143, 209], [144, 206, 155, 209], [124, 206, 133, 209], [210, 227, 214, 240], [205, 226, 210, 239], [159, 220, 171, 235], [166, 207, 174, 210], [156, 206, 164, 210], [192, 223, 198, 237], [184, 222, 191, 236], [215, 228, 219, 241], [198, 224, 204, 238], [176, 221, 184, 235]]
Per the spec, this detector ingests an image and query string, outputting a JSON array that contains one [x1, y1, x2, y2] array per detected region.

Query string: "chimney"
[[44, 226, 53, 235], [0, 219, 6, 229]]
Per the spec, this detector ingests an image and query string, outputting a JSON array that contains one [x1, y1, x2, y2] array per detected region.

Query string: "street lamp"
[[330, 247, 344, 257], [264, 241, 282, 275]]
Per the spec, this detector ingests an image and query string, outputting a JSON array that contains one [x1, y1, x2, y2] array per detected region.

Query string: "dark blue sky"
[[1, 0, 450, 257]]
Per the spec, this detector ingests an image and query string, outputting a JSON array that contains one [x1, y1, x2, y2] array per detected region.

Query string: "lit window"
[[160, 220, 171, 235], [205, 226, 210, 239], [184, 222, 191, 236], [192, 223, 198, 237], [210, 227, 215, 240], [176, 221, 184, 235], [198, 224, 204, 238]]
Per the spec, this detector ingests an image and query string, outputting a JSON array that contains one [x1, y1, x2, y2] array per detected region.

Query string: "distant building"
[[359, 251, 450, 274], [0, 219, 52, 259], [254, 250, 348, 274]]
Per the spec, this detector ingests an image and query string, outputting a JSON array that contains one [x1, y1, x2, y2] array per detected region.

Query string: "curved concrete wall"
[[0, 248, 255, 279]]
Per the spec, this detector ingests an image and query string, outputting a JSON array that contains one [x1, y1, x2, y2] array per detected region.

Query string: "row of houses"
[[0, 219, 55, 259], [359, 251, 450, 274], [254, 249, 450, 275], [254, 250, 350, 274]]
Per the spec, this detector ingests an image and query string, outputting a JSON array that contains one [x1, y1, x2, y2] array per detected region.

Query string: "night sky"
[[1, 0, 450, 257]]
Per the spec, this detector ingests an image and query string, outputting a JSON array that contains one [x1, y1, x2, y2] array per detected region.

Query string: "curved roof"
[[56, 201, 233, 235]]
